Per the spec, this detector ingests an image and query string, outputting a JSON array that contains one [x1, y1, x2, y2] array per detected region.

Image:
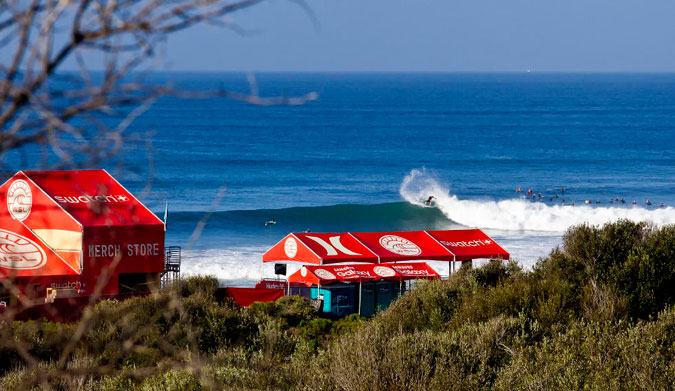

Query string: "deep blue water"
[[4, 73, 675, 280], [128, 72, 675, 211]]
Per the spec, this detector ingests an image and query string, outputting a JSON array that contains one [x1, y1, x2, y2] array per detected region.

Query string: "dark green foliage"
[[1, 221, 674, 390], [305, 220, 675, 391], [249, 295, 316, 327], [554, 220, 675, 320], [166, 275, 219, 298]]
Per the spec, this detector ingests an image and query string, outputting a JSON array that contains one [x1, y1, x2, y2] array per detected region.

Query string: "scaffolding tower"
[[162, 246, 181, 287]]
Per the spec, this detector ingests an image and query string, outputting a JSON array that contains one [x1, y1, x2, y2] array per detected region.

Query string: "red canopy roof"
[[263, 229, 509, 265], [428, 229, 510, 262], [21, 170, 163, 227], [288, 262, 439, 286]]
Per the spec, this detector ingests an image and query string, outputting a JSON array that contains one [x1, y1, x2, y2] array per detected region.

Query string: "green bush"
[[249, 295, 316, 327], [1, 222, 674, 390]]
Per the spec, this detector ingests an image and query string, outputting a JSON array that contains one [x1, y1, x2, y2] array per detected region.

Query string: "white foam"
[[181, 246, 303, 286], [400, 168, 675, 232]]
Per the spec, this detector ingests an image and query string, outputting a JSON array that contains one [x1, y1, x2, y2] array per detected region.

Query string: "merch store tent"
[[0, 170, 165, 304], [263, 229, 508, 318]]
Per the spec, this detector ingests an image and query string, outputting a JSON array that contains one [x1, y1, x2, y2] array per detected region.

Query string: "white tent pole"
[[358, 281, 362, 316]]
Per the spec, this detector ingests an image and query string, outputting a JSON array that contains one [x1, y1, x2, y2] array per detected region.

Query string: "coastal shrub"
[[613, 225, 675, 318], [1, 222, 674, 390], [294, 314, 366, 351], [249, 295, 316, 327], [0, 319, 75, 376], [317, 315, 533, 391], [494, 306, 675, 390], [138, 369, 202, 391], [167, 275, 219, 298], [372, 278, 463, 333], [82, 277, 259, 368], [554, 220, 675, 320]]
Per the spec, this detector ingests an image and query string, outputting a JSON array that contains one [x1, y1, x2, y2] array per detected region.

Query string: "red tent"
[[427, 229, 510, 261], [0, 170, 165, 301], [263, 229, 509, 264], [288, 262, 439, 286]]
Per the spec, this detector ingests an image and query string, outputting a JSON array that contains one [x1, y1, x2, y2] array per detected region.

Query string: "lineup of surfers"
[[516, 187, 666, 208]]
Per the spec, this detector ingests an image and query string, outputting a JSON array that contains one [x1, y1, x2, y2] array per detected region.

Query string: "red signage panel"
[[288, 262, 440, 286], [23, 170, 163, 227], [350, 231, 452, 263], [293, 233, 378, 264], [427, 229, 509, 261]]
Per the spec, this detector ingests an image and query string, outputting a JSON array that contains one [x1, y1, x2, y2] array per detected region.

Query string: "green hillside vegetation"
[[1, 220, 674, 390]]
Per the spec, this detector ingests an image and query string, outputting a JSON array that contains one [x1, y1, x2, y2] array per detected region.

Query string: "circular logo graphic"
[[284, 237, 298, 258], [373, 266, 396, 277], [7, 180, 32, 221], [379, 235, 422, 256], [314, 268, 336, 280], [300, 266, 308, 277], [0, 228, 46, 270]]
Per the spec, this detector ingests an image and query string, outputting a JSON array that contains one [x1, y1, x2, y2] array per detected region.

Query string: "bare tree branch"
[[0, 0, 318, 170]]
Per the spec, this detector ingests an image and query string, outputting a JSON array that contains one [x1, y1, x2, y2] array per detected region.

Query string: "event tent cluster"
[[263, 229, 509, 265]]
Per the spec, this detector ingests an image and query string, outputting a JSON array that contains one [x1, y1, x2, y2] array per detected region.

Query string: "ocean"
[[10, 73, 675, 285]]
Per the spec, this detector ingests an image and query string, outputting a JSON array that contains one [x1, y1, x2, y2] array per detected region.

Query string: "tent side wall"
[[82, 224, 165, 296], [0, 172, 83, 273]]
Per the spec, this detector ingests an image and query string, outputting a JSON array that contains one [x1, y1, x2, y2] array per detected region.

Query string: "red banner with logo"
[[427, 229, 509, 261], [263, 229, 509, 265], [288, 262, 439, 286]]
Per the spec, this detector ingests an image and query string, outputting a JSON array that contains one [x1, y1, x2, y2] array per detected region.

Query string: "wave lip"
[[399, 168, 675, 232]]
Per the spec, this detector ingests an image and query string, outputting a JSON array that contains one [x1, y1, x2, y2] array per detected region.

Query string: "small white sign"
[[7, 180, 32, 221], [379, 235, 422, 256], [284, 237, 298, 258]]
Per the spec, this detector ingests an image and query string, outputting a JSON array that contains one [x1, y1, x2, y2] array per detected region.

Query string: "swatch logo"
[[0, 229, 46, 270]]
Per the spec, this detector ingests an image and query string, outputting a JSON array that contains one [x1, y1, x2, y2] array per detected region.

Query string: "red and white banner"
[[263, 229, 509, 265], [427, 229, 509, 261], [288, 262, 440, 286]]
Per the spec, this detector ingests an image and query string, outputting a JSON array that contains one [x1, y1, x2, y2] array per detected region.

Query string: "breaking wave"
[[399, 169, 675, 232]]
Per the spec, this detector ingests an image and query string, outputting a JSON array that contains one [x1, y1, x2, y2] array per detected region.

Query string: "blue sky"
[[159, 0, 675, 72]]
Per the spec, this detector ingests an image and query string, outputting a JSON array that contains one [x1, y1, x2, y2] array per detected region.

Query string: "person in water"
[[425, 196, 436, 206]]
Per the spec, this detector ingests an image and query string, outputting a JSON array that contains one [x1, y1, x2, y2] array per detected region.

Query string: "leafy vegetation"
[[1, 220, 674, 390]]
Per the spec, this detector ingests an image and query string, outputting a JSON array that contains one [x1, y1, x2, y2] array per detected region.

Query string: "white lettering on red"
[[54, 194, 132, 204]]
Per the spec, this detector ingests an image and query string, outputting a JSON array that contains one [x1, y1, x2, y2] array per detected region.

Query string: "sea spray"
[[399, 169, 675, 232]]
